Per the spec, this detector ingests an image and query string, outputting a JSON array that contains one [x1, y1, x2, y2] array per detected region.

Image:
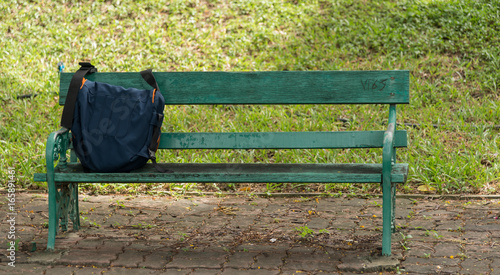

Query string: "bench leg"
[[382, 174, 393, 256], [58, 183, 81, 231], [69, 149, 80, 229], [59, 184, 70, 232], [69, 183, 80, 230], [392, 183, 396, 234], [47, 178, 57, 251], [45, 129, 72, 251], [47, 182, 80, 251]]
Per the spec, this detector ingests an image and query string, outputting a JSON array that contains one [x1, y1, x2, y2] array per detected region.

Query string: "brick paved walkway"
[[0, 193, 498, 274]]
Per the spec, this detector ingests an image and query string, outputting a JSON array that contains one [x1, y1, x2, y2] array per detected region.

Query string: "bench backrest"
[[59, 70, 409, 150], [59, 71, 409, 105]]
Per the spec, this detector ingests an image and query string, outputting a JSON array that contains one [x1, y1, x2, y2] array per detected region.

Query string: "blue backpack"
[[60, 62, 171, 173]]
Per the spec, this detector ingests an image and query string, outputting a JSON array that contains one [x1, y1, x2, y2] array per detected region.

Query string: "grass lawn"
[[0, 0, 499, 195]]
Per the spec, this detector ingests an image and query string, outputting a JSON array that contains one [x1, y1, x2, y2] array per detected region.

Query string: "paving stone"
[[463, 244, 499, 257], [285, 272, 341, 275], [136, 209, 162, 217], [190, 203, 216, 216], [54, 232, 84, 247], [287, 245, 316, 253], [189, 269, 220, 275], [306, 217, 331, 230], [80, 196, 115, 204], [286, 251, 334, 263], [261, 203, 288, 213], [128, 242, 157, 251], [0, 263, 47, 274], [460, 258, 491, 274], [73, 267, 107, 275], [167, 200, 197, 217], [105, 267, 160, 274], [155, 213, 178, 224], [111, 250, 147, 268], [418, 209, 457, 218], [341, 198, 367, 207], [8, 251, 30, 264], [462, 231, 491, 243], [100, 240, 129, 253], [102, 214, 131, 227], [330, 219, 357, 230], [491, 259, 500, 273], [176, 221, 207, 232], [491, 230, 500, 238], [433, 229, 461, 239], [402, 256, 460, 266], [57, 249, 118, 266], [254, 252, 285, 269], [403, 247, 433, 258], [463, 221, 500, 232], [235, 244, 290, 253], [141, 251, 173, 269], [161, 269, 189, 275], [14, 225, 37, 240], [435, 220, 463, 231], [44, 266, 78, 275], [433, 243, 462, 257], [228, 216, 255, 228], [27, 250, 63, 264], [408, 219, 435, 230], [166, 251, 226, 269], [281, 260, 338, 272], [123, 196, 170, 209], [402, 263, 454, 274], [73, 238, 104, 250], [224, 252, 258, 269], [220, 268, 280, 274], [338, 254, 399, 273]]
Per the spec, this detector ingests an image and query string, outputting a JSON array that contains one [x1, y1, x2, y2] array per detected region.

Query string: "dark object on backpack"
[[61, 62, 172, 173]]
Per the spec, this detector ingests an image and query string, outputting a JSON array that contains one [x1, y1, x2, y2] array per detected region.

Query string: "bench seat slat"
[[160, 131, 407, 149], [34, 163, 408, 184], [59, 71, 409, 105]]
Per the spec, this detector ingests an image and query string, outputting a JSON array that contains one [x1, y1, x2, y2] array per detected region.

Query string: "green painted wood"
[[59, 71, 410, 105], [34, 163, 409, 184], [159, 130, 407, 149]]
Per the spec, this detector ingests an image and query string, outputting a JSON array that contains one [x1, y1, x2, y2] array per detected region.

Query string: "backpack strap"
[[140, 69, 159, 91], [140, 69, 173, 174], [60, 62, 97, 129], [148, 114, 172, 173]]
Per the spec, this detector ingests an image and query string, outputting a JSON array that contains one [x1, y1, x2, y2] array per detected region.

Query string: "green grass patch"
[[0, 0, 499, 194]]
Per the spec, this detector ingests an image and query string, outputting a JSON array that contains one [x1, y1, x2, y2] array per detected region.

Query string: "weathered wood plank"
[[159, 131, 407, 149], [34, 163, 409, 183], [59, 71, 409, 105]]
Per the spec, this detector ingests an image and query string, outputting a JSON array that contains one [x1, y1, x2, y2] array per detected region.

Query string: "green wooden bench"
[[34, 70, 409, 256]]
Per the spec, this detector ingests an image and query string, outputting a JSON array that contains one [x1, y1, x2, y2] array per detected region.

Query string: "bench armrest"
[[45, 128, 72, 174], [382, 105, 397, 178], [383, 123, 395, 166]]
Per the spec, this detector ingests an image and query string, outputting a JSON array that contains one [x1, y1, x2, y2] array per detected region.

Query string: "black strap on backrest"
[[140, 69, 159, 91], [60, 62, 97, 129]]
